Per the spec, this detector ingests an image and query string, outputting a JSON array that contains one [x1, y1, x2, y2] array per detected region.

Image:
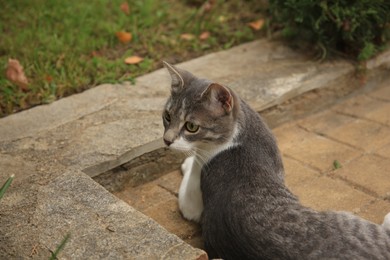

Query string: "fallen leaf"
[[124, 56, 144, 64], [199, 31, 210, 40], [45, 75, 53, 83], [248, 19, 265, 31], [116, 31, 132, 44], [180, 33, 195, 41], [120, 2, 130, 15], [6, 58, 29, 90], [91, 51, 99, 57]]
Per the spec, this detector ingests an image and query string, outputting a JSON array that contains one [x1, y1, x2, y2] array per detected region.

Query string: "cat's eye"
[[164, 112, 171, 122], [185, 122, 199, 133]]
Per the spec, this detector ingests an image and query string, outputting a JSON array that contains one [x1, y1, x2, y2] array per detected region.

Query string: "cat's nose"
[[164, 139, 173, 146]]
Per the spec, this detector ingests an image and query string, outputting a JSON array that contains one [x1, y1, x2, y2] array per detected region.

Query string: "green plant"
[[269, 0, 390, 60], [1, 0, 265, 118], [49, 233, 71, 260], [0, 175, 14, 200]]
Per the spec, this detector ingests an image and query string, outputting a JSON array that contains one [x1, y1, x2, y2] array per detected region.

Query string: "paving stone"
[[143, 199, 201, 248], [298, 110, 355, 134], [291, 175, 373, 212], [375, 142, 390, 159], [155, 170, 182, 195], [357, 199, 390, 224], [334, 94, 390, 126], [283, 156, 321, 188], [368, 80, 390, 102], [274, 125, 362, 173], [322, 118, 390, 152], [113, 182, 174, 212], [114, 171, 202, 249], [334, 154, 390, 197], [299, 108, 390, 153]]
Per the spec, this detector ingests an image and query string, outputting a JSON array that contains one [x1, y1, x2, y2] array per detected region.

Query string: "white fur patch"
[[170, 136, 191, 152], [382, 212, 390, 229], [179, 156, 203, 222], [177, 122, 240, 222]]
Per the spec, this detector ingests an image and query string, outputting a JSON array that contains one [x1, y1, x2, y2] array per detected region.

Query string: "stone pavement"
[[0, 38, 389, 258], [116, 74, 390, 249]]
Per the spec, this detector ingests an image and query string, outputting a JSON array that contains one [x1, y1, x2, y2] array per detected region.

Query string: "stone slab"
[[30, 169, 206, 259], [0, 84, 123, 142], [0, 39, 358, 179]]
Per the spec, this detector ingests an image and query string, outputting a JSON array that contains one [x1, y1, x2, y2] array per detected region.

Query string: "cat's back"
[[200, 103, 390, 259], [202, 156, 390, 259]]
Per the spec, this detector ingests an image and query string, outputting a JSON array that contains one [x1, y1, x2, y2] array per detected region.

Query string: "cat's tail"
[[382, 212, 390, 230]]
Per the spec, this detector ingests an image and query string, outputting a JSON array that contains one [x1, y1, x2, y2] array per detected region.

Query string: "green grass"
[[49, 233, 71, 260], [0, 0, 266, 117], [0, 175, 14, 200]]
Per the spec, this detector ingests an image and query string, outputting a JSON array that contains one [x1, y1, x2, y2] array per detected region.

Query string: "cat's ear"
[[201, 83, 234, 114], [163, 61, 185, 93]]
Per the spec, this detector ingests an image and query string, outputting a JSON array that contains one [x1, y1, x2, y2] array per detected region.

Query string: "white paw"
[[178, 155, 203, 222], [181, 156, 195, 176], [382, 212, 390, 229], [179, 192, 203, 222]]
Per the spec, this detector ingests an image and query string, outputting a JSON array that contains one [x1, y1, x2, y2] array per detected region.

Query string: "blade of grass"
[[0, 175, 15, 200], [49, 233, 71, 260]]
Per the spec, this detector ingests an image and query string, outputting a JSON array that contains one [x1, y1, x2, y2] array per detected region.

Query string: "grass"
[[49, 233, 71, 260], [0, 0, 267, 117], [0, 175, 14, 200]]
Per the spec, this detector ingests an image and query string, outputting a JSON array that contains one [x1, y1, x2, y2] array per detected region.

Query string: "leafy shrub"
[[269, 0, 390, 60]]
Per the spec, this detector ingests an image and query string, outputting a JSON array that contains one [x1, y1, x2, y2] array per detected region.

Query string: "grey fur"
[[162, 62, 390, 259]]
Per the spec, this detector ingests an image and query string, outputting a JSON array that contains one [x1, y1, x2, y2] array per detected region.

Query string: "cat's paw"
[[179, 191, 203, 223], [179, 156, 203, 223], [382, 212, 390, 229], [181, 156, 195, 176]]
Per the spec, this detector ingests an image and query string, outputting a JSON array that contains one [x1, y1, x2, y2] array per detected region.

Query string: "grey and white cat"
[[161, 61, 390, 259]]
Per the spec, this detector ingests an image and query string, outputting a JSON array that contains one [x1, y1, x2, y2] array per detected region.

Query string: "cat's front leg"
[[178, 156, 203, 222], [383, 212, 390, 229]]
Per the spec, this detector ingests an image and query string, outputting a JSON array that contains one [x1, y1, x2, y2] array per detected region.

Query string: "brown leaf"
[[201, 0, 216, 13], [45, 75, 53, 83], [180, 33, 195, 41], [120, 2, 130, 15], [6, 58, 29, 91], [199, 31, 210, 40], [116, 31, 132, 44], [124, 56, 144, 64], [248, 19, 265, 31]]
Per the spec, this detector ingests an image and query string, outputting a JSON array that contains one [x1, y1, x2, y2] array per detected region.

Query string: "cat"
[[161, 61, 390, 259]]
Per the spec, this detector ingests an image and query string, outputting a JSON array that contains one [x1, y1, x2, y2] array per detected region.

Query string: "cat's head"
[[162, 61, 238, 156]]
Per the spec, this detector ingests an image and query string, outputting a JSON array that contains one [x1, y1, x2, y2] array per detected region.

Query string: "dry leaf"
[[248, 19, 265, 31], [45, 75, 53, 83], [124, 56, 144, 64], [116, 31, 132, 44], [201, 0, 216, 13], [120, 2, 130, 15], [6, 58, 29, 90], [180, 33, 195, 41], [199, 31, 210, 40]]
